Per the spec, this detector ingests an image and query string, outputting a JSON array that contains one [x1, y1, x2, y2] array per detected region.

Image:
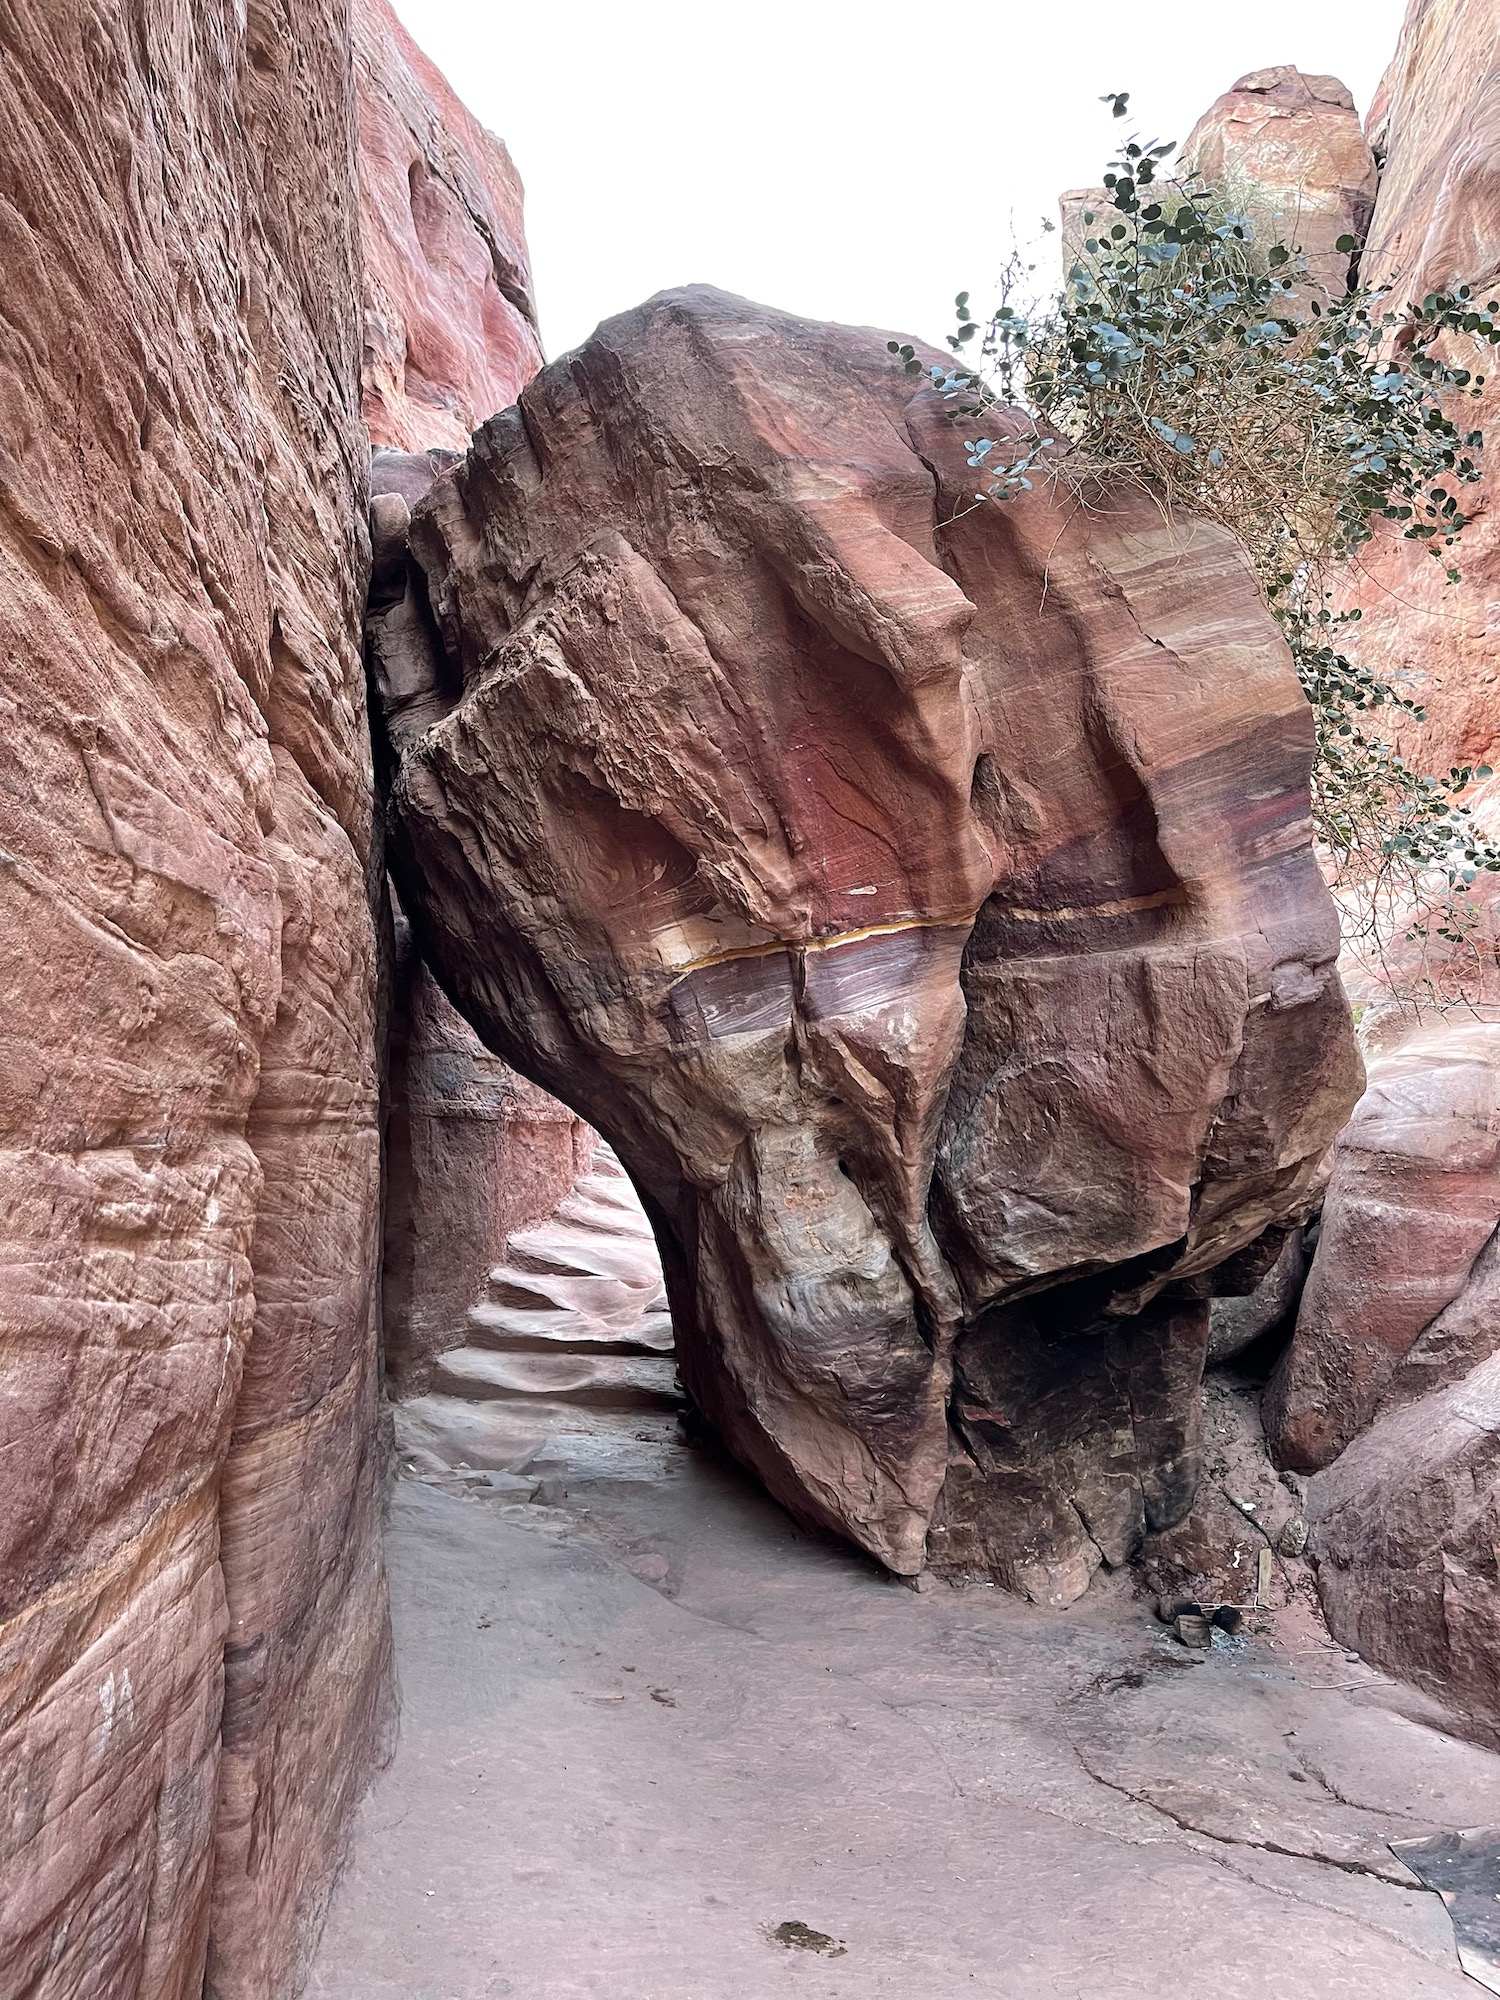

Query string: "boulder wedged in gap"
[[371, 284, 1361, 1600]]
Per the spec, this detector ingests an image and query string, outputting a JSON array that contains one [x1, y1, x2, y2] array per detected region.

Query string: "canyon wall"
[[1349, 0, 1500, 776], [0, 1, 389, 1994], [351, 3, 597, 1391], [0, 0, 556, 1991], [355, 0, 543, 453]]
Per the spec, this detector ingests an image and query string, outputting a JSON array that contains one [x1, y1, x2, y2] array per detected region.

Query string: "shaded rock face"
[[1277, 1022, 1500, 1738], [372, 446, 601, 1398], [355, 0, 543, 453], [1268, 1025, 1500, 1472], [383, 913, 594, 1394], [1180, 67, 1378, 294], [374, 286, 1362, 1601], [0, 2, 390, 1996]]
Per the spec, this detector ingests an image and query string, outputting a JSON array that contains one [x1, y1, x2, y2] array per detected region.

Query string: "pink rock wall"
[[354, 0, 544, 452], [0, 2, 388, 1995], [352, 17, 597, 1397], [1344, 0, 1500, 774]]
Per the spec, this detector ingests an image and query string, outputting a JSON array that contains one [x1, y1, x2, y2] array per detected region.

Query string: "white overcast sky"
[[391, 0, 1408, 361]]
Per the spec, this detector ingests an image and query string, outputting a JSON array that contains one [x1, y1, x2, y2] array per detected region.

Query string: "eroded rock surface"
[[374, 286, 1362, 1602], [1309, 1349, 1500, 1750], [0, 3, 390, 1995], [355, 0, 543, 453], [1340, 0, 1500, 774], [384, 921, 594, 1394]]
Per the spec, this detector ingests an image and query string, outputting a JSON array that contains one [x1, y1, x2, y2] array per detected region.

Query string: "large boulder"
[[1307, 1347, 1500, 1750], [1180, 67, 1378, 293], [373, 285, 1362, 1603]]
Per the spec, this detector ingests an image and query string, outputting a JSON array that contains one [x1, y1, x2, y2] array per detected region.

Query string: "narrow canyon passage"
[[308, 1425, 1498, 2000]]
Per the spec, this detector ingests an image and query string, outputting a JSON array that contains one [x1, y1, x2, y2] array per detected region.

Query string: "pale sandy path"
[[307, 1439, 1495, 1999]]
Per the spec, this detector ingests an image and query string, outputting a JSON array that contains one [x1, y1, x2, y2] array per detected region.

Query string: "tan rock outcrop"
[[0, 2, 388, 1994], [355, 0, 543, 453], [1180, 67, 1378, 293], [373, 285, 1362, 1603]]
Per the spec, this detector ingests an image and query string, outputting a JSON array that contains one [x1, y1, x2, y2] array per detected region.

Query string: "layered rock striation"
[[373, 286, 1362, 1604]]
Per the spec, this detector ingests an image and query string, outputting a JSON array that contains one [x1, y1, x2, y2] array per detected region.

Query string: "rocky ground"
[[308, 1414, 1498, 2000]]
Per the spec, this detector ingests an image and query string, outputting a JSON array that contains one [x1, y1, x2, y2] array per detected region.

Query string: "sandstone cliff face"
[[373, 286, 1362, 1603], [355, 0, 543, 453], [0, 3, 388, 1995]]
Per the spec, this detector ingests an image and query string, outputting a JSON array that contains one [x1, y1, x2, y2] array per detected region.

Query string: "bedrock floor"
[[308, 1429, 1498, 2000]]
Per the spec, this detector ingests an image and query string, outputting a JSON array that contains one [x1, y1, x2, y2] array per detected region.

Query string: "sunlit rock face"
[[373, 286, 1362, 1603]]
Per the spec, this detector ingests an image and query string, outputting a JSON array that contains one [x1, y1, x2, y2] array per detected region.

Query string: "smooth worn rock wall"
[[355, 0, 543, 453], [0, 3, 389, 1996], [373, 285, 1361, 1605]]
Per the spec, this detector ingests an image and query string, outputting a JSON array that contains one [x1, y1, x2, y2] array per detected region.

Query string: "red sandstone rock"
[[1266, 1023, 1500, 1471], [1061, 66, 1376, 300], [373, 286, 1362, 1601], [1180, 67, 1378, 293], [0, 4, 388, 1995], [355, 0, 543, 453], [1308, 1347, 1500, 1749]]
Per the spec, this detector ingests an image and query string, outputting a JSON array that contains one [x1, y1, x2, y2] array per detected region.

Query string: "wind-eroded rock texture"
[[374, 286, 1362, 1604], [355, 0, 542, 452], [1267, 1024, 1500, 1471], [0, 2, 388, 1995]]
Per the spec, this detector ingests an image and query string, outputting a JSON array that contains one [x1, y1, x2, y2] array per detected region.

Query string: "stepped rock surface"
[[355, 0, 542, 453], [374, 285, 1363, 1602], [383, 916, 593, 1395]]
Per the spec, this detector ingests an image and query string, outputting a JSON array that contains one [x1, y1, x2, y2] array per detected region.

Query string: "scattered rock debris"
[[770, 1920, 846, 1958]]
